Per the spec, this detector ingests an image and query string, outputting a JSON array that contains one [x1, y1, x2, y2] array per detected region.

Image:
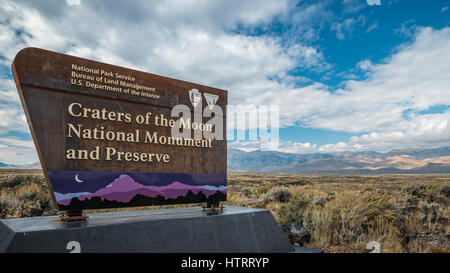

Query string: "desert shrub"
[[0, 177, 57, 218], [20, 199, 44, 217], [16, 183, 42, 201], [288, 180, 311, 186], [39, 194, 56, 216], [403, 211, 423, 235], [276, 195, 309, 227], [0, 176, 27, 189], [240, 186, 253, 197], [313, 193, 336, 207], [327, 192, 336, 200], [439, 183, 450, 199], [263, 186, 292, 203], [418, 201, 445, 231], [254, 187, 292, 208], [0, 195, 21, 218], [406, 196, 420, 207], [256, 183, 274, 196], [313, 196, 328, 207], [404, 183, 431, 199]]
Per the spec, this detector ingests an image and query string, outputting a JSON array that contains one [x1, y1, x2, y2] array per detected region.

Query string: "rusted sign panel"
[[12, 48, 227, 211]]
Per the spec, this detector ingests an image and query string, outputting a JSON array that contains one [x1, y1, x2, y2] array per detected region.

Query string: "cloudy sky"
[[0, 0, 449, 164]]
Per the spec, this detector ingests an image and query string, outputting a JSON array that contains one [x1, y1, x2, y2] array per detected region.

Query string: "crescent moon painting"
[[75, 174, 84, 183]]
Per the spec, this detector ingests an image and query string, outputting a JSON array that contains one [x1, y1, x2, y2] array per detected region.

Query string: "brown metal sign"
[[12, 47, 227, 211]]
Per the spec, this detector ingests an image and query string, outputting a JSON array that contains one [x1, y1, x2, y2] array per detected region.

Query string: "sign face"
[[12, 48, 227, 211]]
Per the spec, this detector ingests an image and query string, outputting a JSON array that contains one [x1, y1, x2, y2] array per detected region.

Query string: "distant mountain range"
[[228, 146, 450, 174], [2, 147, 450, 174]]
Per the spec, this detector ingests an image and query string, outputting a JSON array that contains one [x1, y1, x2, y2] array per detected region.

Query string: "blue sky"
[[0, 0, 449, 163]]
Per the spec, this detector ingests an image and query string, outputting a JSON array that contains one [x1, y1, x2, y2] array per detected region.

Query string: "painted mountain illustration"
[[56, 174, 227, 206]]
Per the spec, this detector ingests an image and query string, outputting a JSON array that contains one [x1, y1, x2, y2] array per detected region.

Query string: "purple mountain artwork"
[[48, 172, 226, 210]]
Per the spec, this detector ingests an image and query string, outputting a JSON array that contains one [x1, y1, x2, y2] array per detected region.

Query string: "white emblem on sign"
[[189, 89, 201, 108], [203, 93, 219, 110]]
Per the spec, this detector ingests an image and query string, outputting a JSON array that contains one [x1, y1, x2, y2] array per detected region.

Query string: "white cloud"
[[229, 140, 317, 154], [0, 0, 329, 89], [236, 27, 450, 153], [0, 78, 20, 103], [0, 106, 28, 134], [394, 19, 417, 38], [357, 59, 374, 71], [367, 22, 378, 32], [342, 0, 366, 14], [319, 111, 450, 153], [278, 1, 333, 43], [0, 77, 28, 134], [0, 1, 69, 66], [0, 137, 38, 164], [66, 0, 81, 6], [0, 0, 326, 131], [255, 27, 450, 134], [0, 137, 35, 148], [331, 15, 367, 39]]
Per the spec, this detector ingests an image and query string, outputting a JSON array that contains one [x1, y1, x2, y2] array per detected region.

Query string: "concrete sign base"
[[0, 206, 294, 253]]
